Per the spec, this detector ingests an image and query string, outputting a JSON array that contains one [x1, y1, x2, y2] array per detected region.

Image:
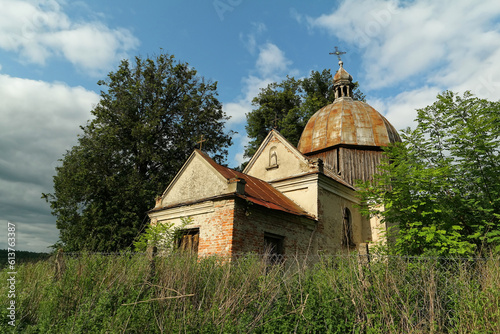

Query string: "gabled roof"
[[241, 129, 354, 190], [243, 129, 310, 174], [196, 150, 314, 219]]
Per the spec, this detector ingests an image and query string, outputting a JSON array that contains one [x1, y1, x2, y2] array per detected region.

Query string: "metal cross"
[[329, 46, 346, 62], [196, 135, 207, 150], [273, 113, 279, 129]]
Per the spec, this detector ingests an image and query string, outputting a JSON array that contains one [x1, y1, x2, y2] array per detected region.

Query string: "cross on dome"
[[330, 49, 353, 99], [329, 46, 346, 62]]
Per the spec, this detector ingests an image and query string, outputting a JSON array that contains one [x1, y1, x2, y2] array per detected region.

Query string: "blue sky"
[[1, 0, 500, 252]]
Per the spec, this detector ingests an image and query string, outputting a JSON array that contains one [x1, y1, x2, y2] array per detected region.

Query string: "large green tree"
[[43, 53, 233, 251], [244, 69, 365, 158], [359, 91, 500, 256]]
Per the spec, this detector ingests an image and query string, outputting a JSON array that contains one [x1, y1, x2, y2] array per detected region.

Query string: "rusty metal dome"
[[298, 60, 400, 155], [297, 98, 401, 154]]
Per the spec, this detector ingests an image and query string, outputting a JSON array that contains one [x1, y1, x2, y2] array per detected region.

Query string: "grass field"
[[1, 252, 499, 333]]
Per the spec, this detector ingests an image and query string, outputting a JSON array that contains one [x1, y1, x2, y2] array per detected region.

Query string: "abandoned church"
[[148, 60, 401, 258]]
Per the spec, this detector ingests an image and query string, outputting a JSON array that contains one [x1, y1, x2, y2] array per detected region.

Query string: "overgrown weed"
[[1, 252, 499, 333]]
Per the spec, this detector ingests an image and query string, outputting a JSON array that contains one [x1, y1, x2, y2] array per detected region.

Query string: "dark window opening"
[[342, 208, 356, 249], [264, 232, 284, 263], [178, 228, 199, 253]]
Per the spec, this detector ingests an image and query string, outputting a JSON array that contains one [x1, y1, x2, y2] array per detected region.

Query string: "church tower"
[[297, 60, 401, 185]]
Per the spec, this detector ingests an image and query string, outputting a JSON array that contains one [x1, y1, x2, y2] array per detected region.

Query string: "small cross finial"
[[273, 113, 279, 129], [196, 135, 207, 150], [329, 46, 346, 62]]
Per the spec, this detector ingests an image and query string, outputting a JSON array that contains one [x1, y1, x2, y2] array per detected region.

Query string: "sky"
[[1, 0, 500, 252]]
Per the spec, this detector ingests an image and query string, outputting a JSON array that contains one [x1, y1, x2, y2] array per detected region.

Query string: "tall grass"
[[1, 252, 499, 333]]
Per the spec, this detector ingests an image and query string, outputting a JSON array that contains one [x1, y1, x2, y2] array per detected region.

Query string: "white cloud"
[[0, 74, 100, 251], [0, 75, 99, 158], [369, 86, 440, 132], [224, 101, 252, 125], [223, 76, 274, 126], [256, 43, 293, 77], [47, 24, 138, 73], [297, 0, 500, 148], [242, 75, 275, 105], [231, 133, 251, 166], [223, 42, 295, 167], [240, 22, 267, 54], [289, 8, 303, 24], [223, 43, 293, 127], [0, 0, 139, 75], [306, 0, 500, 95]]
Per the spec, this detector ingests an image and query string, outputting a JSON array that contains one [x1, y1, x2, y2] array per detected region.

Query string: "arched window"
[[342, 208, 355, 248]]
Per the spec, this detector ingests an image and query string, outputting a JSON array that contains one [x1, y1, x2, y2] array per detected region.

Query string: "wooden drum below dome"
[[306, 145, 385, 186]]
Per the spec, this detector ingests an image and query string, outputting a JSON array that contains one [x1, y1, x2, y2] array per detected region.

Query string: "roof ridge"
[[194, 149, 312, 218]]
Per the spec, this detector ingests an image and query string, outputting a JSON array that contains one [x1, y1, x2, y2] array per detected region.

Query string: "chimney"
[[228, 178, 246, 195]]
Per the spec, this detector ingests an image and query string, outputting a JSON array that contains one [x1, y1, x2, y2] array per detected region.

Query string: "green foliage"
[[0, 250, 49, 267], [2, 253, 500, 333], [43, 53, 233, 252], [133, 217, 191, 252], [133, 222, 174, 252], [358, 91, 500, 256], [244, 69, 365, 159]]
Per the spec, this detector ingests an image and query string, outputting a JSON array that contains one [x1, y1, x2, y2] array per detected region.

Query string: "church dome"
[[297, 99, 401, 154], [297, 61, 400, 155]]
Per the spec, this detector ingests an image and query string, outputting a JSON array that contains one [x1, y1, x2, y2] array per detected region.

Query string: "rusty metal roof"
[[297, 98, 401, 155], [196, 150, 314, 219], [333, 63, 352, 82]]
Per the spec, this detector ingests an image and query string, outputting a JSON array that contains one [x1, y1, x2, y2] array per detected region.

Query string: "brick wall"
[[156, 192, 369, 257], [231, 198, 317, 256], [196, 199, 236, 257], [160, 197, 317, 258]]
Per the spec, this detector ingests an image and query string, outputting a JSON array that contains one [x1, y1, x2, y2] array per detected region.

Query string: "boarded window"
[[178, 229, 199, 253], [264, 232, 284, 263]]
